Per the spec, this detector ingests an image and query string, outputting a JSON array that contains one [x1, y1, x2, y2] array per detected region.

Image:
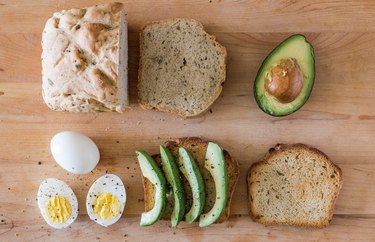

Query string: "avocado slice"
[[178, 147, 205, 223], [254, 34, 315, 116], [199, 142, 228, 227], [160, 145, 186, 227], [136, 150, 167, 226]]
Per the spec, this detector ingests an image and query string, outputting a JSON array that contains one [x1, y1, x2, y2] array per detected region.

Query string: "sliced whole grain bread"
[[138, 19, 227, 118], [142, 137, 239, 224], [247, 144, 343, 228]]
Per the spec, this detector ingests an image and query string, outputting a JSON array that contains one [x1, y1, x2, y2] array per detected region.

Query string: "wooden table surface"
[[1, 0, 375, 241]]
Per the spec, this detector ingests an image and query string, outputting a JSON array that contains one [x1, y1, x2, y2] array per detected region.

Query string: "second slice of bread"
[[247, 144, 343, 228], [138, 19, 227, 118]]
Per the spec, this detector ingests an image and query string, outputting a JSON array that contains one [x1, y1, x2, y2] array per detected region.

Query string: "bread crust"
[[247, 144, 343, 228], [142, 137, 239, 224], [137, 19, 227, 118]]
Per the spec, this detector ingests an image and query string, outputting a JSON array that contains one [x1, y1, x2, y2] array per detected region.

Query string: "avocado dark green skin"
[[253, 34, 315, 117]]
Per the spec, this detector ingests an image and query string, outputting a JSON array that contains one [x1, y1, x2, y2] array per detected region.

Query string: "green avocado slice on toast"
[[177, 147, 205, 223], [160, 145, 186, 227], [136, 150, 167, 226], [199, 142, 229, 227]]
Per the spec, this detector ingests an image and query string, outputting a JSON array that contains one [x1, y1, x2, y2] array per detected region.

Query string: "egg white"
[[86, 174, 126, 227], [37, 178, 78, 229]]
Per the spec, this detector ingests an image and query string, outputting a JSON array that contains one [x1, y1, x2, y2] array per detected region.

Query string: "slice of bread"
[[142, 137, 239, 224], [247, 144, 343, 228], [42, 2, 128, 112], [138, 19, 227, 118]]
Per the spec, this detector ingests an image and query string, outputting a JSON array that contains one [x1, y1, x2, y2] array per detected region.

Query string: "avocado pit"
[[265, 58, 303, 103]]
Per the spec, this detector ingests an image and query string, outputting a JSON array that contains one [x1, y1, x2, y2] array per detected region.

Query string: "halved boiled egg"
[[37, 178, 78, 229], [86, 174, 126, 227]]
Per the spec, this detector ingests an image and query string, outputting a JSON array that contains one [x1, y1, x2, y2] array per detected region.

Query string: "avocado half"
[[254, 34, 315, 116]]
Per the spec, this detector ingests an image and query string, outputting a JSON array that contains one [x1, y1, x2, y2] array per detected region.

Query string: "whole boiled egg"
[[86, 174, 126, 227], [37, 178, 78, 229], [50, 131, 100, 174]]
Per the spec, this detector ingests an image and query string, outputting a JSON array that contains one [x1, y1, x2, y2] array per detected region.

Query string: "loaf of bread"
[[41, 2, 128, 112], [143, 137, 239, 223], [138, 19, 227, 118], [247, 144, 343, 228]]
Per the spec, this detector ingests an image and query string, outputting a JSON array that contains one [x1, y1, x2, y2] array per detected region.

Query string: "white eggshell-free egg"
[[37, 178, 79, 229], [51, 131, 100, 174], [86, 174, 126, 227]]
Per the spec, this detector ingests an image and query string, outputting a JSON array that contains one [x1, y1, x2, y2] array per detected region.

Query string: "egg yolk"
[[46, 195, 72, 224], [93, 193, 121, 220]]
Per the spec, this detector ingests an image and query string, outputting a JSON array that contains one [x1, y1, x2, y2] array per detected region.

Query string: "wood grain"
[[0, 0, 375, 241]]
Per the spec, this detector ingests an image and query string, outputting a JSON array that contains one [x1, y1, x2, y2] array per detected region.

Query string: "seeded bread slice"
[[138, 19, 227, 118], [42, 2, 128, 112], [247, 144, 343, 228], [142, 137, 239, 224]]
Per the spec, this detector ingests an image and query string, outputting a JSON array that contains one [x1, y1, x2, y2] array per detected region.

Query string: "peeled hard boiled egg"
[[37, 178, 78, 229], [51, 131, 100, 174], [86, 174, 126, 227]]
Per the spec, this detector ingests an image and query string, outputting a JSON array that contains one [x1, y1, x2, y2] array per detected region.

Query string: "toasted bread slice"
[[247, 144, 343, 228], [138, 19, 227, 118], [142, 137, 239, 224]]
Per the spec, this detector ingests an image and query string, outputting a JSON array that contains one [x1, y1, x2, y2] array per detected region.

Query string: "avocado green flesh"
[[199, 142, 228, 227], [254, 34, 315, 116], [136, 150, 167, 227], [178, 147, 205, 224], [160, 145, 186, 227]]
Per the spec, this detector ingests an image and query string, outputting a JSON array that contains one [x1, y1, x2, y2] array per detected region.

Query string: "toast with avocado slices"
[[142, 137, 239, 225], [247, 144, 343, 228]]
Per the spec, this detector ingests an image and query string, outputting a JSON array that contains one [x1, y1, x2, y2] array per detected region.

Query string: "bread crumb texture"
[[42, 3, 123, 112], [248, 144, 343, 228], [138, 19, 227, 117]]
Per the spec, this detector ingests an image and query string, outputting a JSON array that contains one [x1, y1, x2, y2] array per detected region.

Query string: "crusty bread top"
[[138, 19, 227, 118], [42, 2, 128, 112], [248, 144, 343, 228], [142, 137, 239, 224]]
